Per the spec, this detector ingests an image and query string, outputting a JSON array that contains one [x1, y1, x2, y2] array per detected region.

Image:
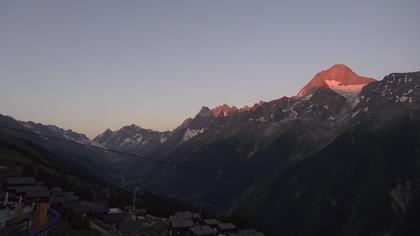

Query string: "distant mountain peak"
[[244, 101, 266, 110], [297, 64, 377, 97], [128, 124, 142, 129], [180, 117, 193, 127], [102, 128, 113, 135], [328, 64, 354, 73], [95, 128, 114, 140], [196, 106, 213, 118], [211, 104, 238, 117]]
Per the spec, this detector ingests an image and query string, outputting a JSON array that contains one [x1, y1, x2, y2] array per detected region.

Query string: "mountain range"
[[1, 64, 420, 236]]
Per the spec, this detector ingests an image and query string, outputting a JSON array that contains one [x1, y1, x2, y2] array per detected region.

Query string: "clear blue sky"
[[1, 0, 419, 138]]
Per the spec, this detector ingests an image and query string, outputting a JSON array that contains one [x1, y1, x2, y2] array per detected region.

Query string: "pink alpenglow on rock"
[[297, 64, 377, 97]]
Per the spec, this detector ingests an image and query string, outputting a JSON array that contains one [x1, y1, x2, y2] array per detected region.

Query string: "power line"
[[0, 124, 265, 187]]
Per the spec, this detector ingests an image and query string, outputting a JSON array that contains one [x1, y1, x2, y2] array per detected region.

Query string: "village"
[[0, 176, 266, 236]]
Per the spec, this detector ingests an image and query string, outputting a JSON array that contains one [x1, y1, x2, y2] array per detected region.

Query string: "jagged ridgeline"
[[2, 66, 420, 235]]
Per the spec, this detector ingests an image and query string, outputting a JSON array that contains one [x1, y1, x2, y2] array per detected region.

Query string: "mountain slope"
[[20, 121, 91, 144], [242, 112, 420, 236], [93, 124, 169, 154], [109, 68, 420, 235], [0, 115, 117, 186]]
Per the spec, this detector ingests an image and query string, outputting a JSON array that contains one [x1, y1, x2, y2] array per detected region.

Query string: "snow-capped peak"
[[297, 64, 377, 97]]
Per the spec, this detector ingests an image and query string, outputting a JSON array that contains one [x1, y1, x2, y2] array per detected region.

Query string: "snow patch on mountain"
[[325, 80, 368, 93], [133, 136, 143, 144], [404, 89, 414, 95], [256, 117, 266, 122], [397, 96, 409, 103], [183, 128, 205, 141], [122, 138, 132, 145], [351, 109, 361, 118]]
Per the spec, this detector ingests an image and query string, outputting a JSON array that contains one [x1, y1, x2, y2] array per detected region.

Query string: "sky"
[[1, 0, 419, 138]]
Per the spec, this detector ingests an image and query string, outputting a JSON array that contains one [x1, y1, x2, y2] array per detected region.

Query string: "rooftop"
[[51, 187, 63, 193], [51, 196, 66, 204], [174, 211, 193, 220], [203, 218, 219, 225], [217, 223, 236, 231], [170, 218, 194, 228], [6, 177, 36, 186], [25, 189, 50, 199], [13, 186, 49, 194], [190, 225, 216, 235]]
